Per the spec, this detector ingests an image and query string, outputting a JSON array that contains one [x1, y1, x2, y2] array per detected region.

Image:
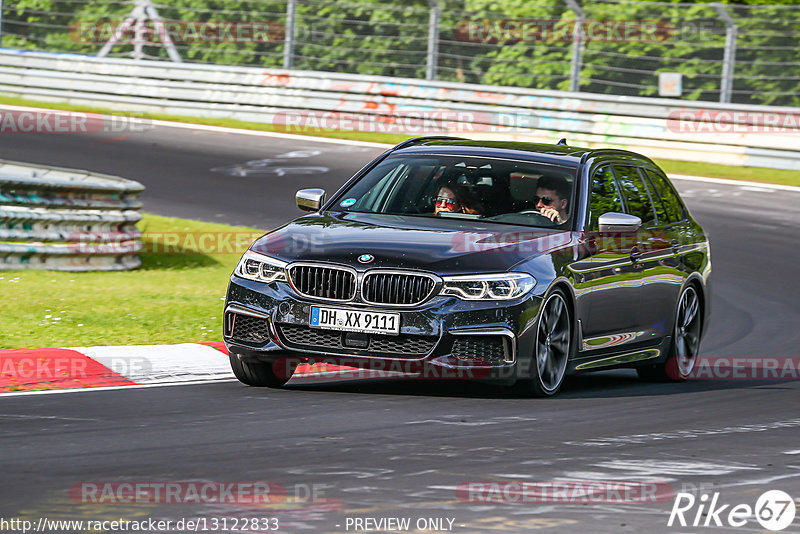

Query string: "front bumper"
[[223, 275, 542, 378]]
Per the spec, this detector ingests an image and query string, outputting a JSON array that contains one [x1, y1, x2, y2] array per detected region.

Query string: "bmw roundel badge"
[[358, 254, 374, 264]]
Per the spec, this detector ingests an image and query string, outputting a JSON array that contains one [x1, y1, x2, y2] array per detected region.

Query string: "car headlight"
[[441, 272, 536, 300], [235, 250, 288, 283]]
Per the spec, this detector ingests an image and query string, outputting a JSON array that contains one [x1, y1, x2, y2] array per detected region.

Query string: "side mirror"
[[598, 212, 642, 233], [296, 188, 326, 212]]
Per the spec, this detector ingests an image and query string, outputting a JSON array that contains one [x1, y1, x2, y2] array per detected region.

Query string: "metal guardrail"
[[0, 159, 144, 271], [0, 50, 798, 171]]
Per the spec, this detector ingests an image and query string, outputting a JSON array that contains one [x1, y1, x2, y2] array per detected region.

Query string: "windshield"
[[331, 154, 577, 228]]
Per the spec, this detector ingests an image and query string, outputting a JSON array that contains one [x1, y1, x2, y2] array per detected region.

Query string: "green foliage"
[[2, 0, 799, 105]]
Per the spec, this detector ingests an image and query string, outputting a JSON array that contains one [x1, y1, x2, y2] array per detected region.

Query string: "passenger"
[[434, 183, 482, 216], [535, 175, 571, 224]]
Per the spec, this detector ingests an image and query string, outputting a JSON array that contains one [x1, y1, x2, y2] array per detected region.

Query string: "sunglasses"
[[435, 196, 458, 208], [535, 196, 556, 206]]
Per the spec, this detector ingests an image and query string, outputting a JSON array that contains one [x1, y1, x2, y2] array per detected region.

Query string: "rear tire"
[[637, 284, 703, 382], [229, 353, 294, 388], [514, 288, 573, 397]]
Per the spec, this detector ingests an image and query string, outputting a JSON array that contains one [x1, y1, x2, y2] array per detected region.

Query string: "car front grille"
[[361, 272, 436, 306], [288, 264, 356, 301], [276, 323, 438, 357], [225, 312, 271, 344], [451, 335, 511, 365]]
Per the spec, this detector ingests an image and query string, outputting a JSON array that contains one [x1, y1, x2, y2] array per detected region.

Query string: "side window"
[[613, 166, 656, 226], [645, 169, 686, 223], [588, 166, 624, 230], [355, 163, 408, 212], [642, 169, 669, 225]]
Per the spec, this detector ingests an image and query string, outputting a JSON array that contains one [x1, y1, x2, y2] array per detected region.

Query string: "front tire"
[[230, 353, 294, 388], [515, 288, 573, 397], [637, 284, 703, 382]]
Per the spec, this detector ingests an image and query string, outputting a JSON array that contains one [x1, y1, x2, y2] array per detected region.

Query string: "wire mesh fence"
[[1, 0, 799, 107]]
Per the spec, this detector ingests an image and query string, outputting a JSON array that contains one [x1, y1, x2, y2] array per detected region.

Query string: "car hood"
[[250, 212, 572, 275]]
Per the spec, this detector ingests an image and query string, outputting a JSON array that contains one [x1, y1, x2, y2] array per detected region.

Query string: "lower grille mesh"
[[227, 313, 271, 343], [370, 335, 439, 355], [277, 323, 437, 357], [451, 335, 509, 364], [280, 324, 342, 349]]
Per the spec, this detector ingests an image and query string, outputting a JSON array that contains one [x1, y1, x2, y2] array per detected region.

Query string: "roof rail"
[[391, 136, 469, 151], [581, 147, 658, 166]]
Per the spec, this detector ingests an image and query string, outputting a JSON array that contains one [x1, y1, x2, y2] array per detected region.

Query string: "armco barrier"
[[0, 159, 144, 271], [0, 49, 799, 170]]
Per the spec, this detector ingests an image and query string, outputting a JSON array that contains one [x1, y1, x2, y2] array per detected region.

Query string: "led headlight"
[[441, 272, 535, 300], [235, 250, 288, 283]]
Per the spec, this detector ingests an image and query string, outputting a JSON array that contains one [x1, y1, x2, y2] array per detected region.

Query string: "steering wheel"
[[517, 210, 558, 225]]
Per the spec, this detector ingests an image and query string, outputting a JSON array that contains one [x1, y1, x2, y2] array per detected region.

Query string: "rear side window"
[[587, 166, 624, 230], [645, 169, 686, 223], [613, 166, 656, 226]]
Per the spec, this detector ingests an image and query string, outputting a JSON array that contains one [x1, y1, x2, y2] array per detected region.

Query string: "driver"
[[535, 175, 570, 224]]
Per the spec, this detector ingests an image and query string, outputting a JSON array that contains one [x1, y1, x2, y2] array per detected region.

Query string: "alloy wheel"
[[674, 285, 701, 377], [536, 291, 571, 392]]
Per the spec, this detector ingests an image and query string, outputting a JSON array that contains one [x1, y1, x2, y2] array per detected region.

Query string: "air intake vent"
[[225, 312, 271, 344], [451, 335, 510, 365], [288, 264, 356, 301], [361, 272, 436, 306]]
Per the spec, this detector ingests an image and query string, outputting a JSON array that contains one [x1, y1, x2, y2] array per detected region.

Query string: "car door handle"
[[630, 247, 642, 262]]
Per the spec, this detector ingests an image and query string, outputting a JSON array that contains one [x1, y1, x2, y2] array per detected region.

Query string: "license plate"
[[309, 306, 400, 335]]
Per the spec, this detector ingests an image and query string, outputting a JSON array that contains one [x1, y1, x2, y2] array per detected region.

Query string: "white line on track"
[[0, 414, 100, 421], [564, 418, 800, 447], [0, 103, 392, 149], [149, 118, 393, 148], [0, 378, 239, 398], [709, 468, 800, 492]]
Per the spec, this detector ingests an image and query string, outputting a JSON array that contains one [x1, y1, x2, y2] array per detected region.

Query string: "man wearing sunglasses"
[[535, 174, 570, 224]]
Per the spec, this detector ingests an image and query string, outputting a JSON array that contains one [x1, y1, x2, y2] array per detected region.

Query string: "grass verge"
[[1, 94, 799, 187], [653, 159, 800, 187], [0, 213, 262, 349]]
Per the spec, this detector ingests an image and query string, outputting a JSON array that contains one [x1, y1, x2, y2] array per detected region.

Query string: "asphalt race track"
[[1, 121, 799, 533]]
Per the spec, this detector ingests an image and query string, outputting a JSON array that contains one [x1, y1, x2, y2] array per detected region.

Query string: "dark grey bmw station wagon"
[[223, 137, 711, 396]]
